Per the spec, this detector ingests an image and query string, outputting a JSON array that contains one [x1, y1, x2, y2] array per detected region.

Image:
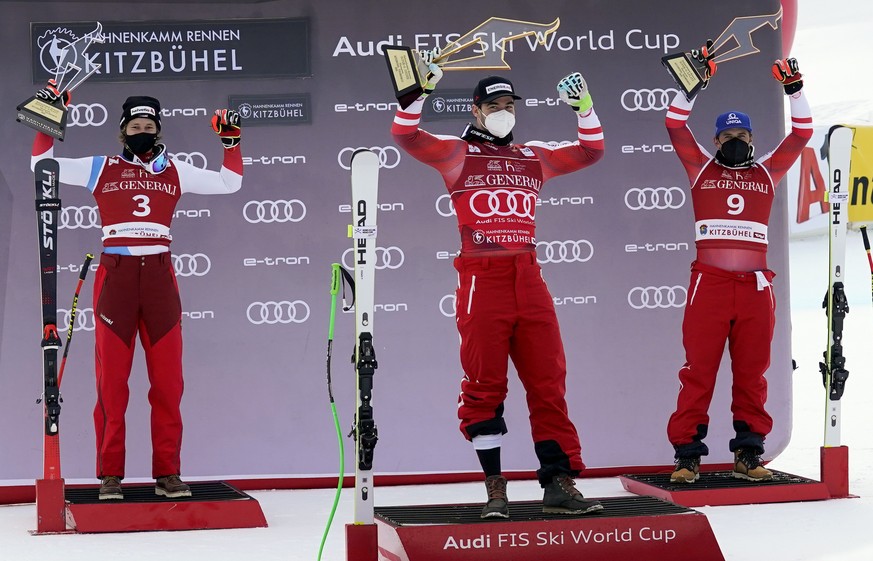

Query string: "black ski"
[[34, 158, 63, 478]]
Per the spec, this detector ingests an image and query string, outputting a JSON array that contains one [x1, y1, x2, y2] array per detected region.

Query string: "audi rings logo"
[[621, 88, 679, 112], [60, 205, 100, 229], [439, 294, 457, 318], [624, 187, 686, 210], [172, 253, 211, 277], [537, 240, 594, 264], [169, 151, 208, 169], [436, 194, 456, 217], [342, 246, 405, 270], [67, 103, 108, 127], [246, 300, 310, 324], [337, 147, 401, 170], [243, 199, 307, 223], [59, 308, 95, 332], [470, 190, 537, 219], [627, 286, 687, 309]]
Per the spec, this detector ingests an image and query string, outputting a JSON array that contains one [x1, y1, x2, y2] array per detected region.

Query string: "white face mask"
[[482, 109, 515, 138]]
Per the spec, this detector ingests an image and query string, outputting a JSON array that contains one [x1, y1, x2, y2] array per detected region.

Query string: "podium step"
[[63, 481, 267, 533], [374, 496, 724, 561], [620, 469, 831, 507]]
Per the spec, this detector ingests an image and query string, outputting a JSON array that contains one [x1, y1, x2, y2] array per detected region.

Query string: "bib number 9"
[[726, 194, 744, 215]]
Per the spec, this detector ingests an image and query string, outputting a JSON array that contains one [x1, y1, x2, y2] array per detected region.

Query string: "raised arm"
[[664, 91, 712, 183], [527, 72, 604, 181], [390, 56, 469, 186], [758, 58, 813, 183], [179, 109, 243, 195]]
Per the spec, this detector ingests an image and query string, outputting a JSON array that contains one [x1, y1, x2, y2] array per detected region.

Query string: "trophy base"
[[661, 53, 707, 101], [384, 46, 429, 110], [16, 97, 67, 140]]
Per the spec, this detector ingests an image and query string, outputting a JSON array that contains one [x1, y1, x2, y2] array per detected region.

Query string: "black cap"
[[472, 76, 521, 106], [119, 96, 162, 131]]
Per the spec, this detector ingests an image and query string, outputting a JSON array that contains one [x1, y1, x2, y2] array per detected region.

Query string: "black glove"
[[690, 40, 717, 89], [772, 58, 803, 95], [35, 79, 71, 106], [211, 109, 241, 149]]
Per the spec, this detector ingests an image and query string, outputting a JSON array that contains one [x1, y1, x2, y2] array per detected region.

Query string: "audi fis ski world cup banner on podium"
[[0, 0, 793, 486]]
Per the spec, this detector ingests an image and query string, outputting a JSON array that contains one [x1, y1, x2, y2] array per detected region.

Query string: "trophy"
[[17, 22, 104, 140], [384, 17, 560, 109], [662, 7, 783, 100]]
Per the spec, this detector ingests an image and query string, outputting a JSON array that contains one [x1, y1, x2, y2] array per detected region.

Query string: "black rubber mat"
[[622, 470, 822, 492], [66, 481, 254, 504], [375, 496, 694, 525]]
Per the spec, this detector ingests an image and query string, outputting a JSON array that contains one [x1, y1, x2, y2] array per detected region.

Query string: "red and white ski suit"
[[31, 132, 242, 478], [392, 98, 604, 481], [664, 90, 812, 457]]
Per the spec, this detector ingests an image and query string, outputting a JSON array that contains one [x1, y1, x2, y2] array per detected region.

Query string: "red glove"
[[772, 58, 803, 95], [691, 40, 718, 87], [211, 109, 241, 149], [35, 79, 71, 106]]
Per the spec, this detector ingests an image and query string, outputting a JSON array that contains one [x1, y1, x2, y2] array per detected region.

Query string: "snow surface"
[[3, 3, 873, 560]]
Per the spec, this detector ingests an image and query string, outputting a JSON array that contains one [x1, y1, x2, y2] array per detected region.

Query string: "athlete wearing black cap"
[[30, 84, 243, 501], [393, 50, 605, 519]]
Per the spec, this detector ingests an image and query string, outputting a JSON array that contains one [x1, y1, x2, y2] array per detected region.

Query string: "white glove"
[[417, 48, 443, 93], [557, 72, 592, 113]]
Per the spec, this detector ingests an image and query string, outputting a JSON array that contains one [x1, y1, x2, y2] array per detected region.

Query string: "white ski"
[[821, 125, 853, 448], [350, 149, 379, 524]]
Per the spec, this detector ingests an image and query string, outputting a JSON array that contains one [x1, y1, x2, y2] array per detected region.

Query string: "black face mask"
[[716, 137, 753, 167], [124, 132, 158, 155]]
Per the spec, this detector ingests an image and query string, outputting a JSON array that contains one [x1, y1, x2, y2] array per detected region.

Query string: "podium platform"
[[374, 496, 724, 561], [619, 470, 832, 508], [59, 481, 267, 533]]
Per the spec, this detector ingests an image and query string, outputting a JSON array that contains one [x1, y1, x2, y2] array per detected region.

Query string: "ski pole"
[[57, 253, 94, 387], [318, 263, 348, 561], [861, 226, 873, 305]]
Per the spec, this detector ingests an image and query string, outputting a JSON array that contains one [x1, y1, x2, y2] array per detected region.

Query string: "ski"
[[34, 158, 63, 479], [349, 149, 379, 525], [820, 125, 853, 448]]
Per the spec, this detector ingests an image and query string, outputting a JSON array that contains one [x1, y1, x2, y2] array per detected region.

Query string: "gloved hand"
[[691, 40, 717, 88], [211, 109, 241, 149], [35, 79, 71, 106], [772, 57, 803, 95], [557, 72, 593, 113], [417, 47, 443, 94]]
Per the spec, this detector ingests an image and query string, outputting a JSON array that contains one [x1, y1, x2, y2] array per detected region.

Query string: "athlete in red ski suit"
[[30, 91, 242, 497], [664, 54, 812, 482], [393, 59, 604, 516]]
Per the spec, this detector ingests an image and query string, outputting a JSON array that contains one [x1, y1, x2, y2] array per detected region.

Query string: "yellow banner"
[[849, 125, 873, 223]]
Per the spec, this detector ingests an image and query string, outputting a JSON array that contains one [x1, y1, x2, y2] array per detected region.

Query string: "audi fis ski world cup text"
[[442, 526, 677, 551], [331, 28, 680, 57]]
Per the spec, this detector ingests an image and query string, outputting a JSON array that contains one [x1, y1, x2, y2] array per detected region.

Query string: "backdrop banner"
[[0, 0, 792, 483]]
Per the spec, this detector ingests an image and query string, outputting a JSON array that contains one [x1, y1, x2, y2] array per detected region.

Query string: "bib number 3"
[[132, 194, 151, 217]]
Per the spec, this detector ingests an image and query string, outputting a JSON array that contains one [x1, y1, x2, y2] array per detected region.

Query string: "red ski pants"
[[667, 262, 775, 456], [454, 252, 584, 479], [93, 252, 184, 479]]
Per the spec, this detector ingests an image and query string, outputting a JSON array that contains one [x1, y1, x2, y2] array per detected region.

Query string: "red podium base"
[[35, 478, 68, 534], [61, 481, 267, 533], [619, 470, 831, 508], [374, 496, 724, 561], [821, 446, 850, 498]]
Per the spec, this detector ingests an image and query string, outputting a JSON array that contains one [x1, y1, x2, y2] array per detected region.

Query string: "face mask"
[[717, 137, 753, 167], [125, 132, 158, 155], [482, 109, 515, 138]]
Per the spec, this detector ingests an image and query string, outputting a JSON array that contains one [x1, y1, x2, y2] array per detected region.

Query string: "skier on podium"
[[392, 49, 605, 518], [664, 45, 813, 483], [30, 83, 243, 500]]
